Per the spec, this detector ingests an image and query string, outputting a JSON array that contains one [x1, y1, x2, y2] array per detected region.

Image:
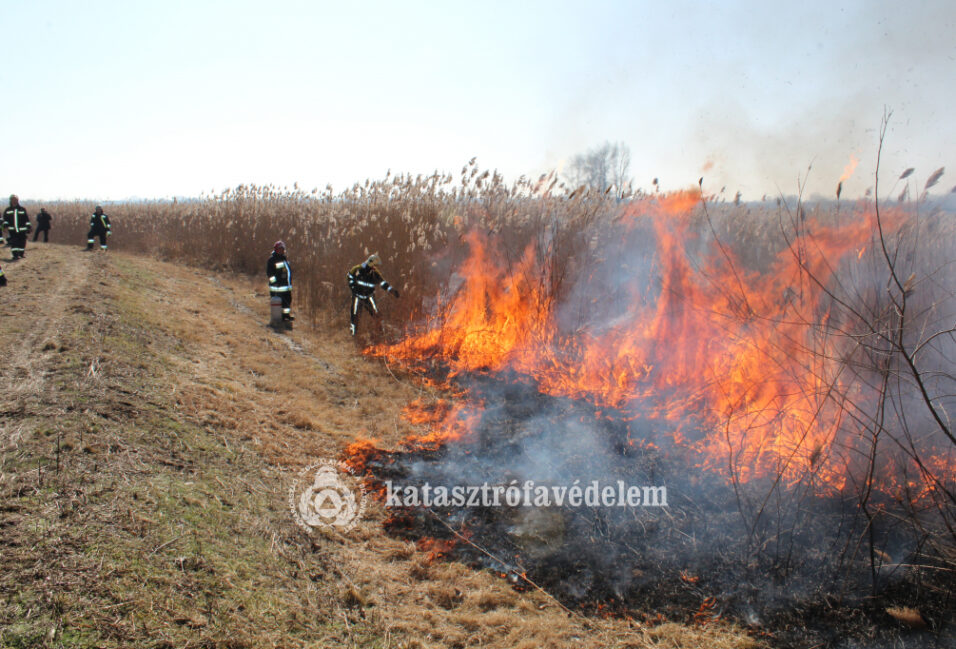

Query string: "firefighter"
[[267, 241, 294, 321], [86, 206, 111, 250], [347, 253, 399, 336], [33, 208, 52, 242], [3, 195, 31, 260]]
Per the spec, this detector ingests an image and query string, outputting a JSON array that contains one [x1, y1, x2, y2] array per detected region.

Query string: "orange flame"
[[365, 192, 952, 498], [839, 155, 860, 184]]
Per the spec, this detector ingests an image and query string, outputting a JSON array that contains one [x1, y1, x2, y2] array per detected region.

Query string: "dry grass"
[[0, 244, 758, 648]]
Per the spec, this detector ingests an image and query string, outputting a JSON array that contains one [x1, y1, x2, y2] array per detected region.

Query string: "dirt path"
[[0, 244, 92, 403], [0, 245, 755, 649]]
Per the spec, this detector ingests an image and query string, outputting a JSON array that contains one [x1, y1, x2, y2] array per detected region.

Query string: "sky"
[[1, 0, 954, 201]]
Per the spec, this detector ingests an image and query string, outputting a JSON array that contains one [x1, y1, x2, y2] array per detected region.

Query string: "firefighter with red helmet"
[[267, 241, 294, 322], [347, 253, 399, 336]]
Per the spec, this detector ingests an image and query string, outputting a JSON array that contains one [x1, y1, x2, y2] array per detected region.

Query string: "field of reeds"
[[32, 160, 543, 330], [28, 159, 954, 342], [25, 161, 740, 330]]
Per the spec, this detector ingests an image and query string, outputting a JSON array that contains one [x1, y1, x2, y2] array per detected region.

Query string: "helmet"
[[274, 241, 286, 253], [365, 253, 381, 267]]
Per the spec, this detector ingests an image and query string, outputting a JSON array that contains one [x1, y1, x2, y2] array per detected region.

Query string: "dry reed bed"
[[26, 163, 954, 341]]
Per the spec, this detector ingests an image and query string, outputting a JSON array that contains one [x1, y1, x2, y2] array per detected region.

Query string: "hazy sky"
[[2, 0, 954, 201]]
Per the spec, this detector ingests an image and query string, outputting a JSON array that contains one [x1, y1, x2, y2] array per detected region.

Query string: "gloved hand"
[[389, 287, 400, 298], [107, 231, 112, 236]]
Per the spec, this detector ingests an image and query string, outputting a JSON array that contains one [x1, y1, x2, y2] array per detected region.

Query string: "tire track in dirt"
[[205, 273, 342, 376], [0, 245, 96, 414]]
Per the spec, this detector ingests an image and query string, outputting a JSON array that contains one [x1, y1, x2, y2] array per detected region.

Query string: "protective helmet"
[[274, 241, 286, 253], [365, 253, 381, 267]]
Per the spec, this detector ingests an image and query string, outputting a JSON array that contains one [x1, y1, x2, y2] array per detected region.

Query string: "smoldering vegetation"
[[350, 380, 951, 649]]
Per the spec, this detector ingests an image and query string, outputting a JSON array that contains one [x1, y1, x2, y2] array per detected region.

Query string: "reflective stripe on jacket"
[[3, 206, 30, 233], [267, 252, 292, 292]]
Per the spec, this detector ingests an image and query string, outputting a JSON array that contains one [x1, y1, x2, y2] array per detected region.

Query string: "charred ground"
[[350, 373, 956, 649]]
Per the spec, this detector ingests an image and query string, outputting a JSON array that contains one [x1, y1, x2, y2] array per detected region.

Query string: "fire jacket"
[[36, 209, 52, 229], [3, 205, 30, 233], [348, 263, 393, 298], [267, 252, 292, 293], [89, 212, 111, 234]]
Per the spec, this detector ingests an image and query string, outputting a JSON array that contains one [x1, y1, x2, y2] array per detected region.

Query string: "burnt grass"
[[353, 372, 956, 649]]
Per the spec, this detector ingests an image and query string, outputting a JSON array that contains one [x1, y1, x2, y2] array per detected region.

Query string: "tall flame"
[[367, 192, 952, 497]]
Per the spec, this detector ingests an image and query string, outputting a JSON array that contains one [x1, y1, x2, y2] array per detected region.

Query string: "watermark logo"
[[384, 480, 668, 508], [289, 458, 367, 532]]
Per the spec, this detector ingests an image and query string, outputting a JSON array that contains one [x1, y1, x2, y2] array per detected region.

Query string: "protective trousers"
[[87, 230, 107, 250], [349, 294, 378, 335], [271, 291, 292, 319], [8, 233, 26, 259]]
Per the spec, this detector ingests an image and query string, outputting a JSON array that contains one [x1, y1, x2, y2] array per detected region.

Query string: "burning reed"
[[356, 184, 955, 644]]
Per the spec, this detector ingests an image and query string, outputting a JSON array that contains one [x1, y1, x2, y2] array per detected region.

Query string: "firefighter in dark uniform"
[[86, 206, 111, 250], [3, 195, 31, 260], [347, 253, 399, 336], [33, 208, 52, 242], [267, 241, 294, 321]]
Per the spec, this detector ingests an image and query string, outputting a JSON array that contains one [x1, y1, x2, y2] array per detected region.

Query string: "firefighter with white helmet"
[[347, 253, 399, 336]]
